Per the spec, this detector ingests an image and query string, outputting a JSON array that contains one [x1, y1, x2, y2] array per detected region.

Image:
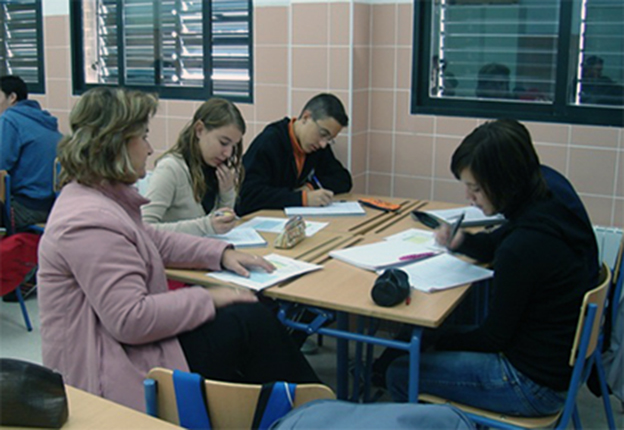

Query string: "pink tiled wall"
[[40, 1, 623, 228]]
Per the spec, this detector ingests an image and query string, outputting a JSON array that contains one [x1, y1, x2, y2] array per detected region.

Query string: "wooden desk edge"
[[2, 385, 182, 429]]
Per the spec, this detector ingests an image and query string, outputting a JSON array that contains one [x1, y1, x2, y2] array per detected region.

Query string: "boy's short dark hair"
[[451, 119, 547, 215], [0, 75, 28, 101], [300, 93, 349, 127]]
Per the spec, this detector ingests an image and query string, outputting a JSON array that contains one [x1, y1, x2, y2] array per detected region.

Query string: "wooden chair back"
[[569, 262, 611, 365], [146, 367, 335, 429]]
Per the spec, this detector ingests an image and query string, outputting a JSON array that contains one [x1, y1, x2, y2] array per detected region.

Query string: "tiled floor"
[[2, 295, 623, 429]]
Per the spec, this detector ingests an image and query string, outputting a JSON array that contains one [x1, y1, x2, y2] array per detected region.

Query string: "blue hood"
[[5, 99, 60, 132]]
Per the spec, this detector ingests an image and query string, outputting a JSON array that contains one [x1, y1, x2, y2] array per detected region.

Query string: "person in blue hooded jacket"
[[0, 75, 61, 229]]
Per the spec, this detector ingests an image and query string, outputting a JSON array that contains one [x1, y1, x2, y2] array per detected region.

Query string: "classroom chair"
[[419, 262, 613, 430], [144, 367, 335, 429]]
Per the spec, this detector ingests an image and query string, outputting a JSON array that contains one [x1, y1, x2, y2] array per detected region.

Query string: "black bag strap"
[[251, 382, 296, 430]]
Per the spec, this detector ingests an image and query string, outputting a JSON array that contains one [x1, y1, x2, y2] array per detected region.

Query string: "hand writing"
[[307, 189, 334, 207]]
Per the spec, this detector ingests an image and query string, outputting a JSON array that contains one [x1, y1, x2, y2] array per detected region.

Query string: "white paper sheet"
[[329, 240, 439, 271], [398, 253, 493, 293]]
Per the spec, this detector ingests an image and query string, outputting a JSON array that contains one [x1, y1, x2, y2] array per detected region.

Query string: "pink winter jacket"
[[38, 181, 230, 411]]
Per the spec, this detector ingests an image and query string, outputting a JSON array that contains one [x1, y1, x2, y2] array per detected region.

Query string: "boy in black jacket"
[[236, 93, 352, 215]]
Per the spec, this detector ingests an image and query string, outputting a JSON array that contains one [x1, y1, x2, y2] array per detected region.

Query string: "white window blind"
[[574, 0, 624, 106], [0, 0, 44, 91], [431, 0, 560, 102], [79, 0, 252, 101], [210, 0, 251, 98]]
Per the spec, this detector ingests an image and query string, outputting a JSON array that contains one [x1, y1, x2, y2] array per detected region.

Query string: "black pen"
[[448, 211, 465, 247]]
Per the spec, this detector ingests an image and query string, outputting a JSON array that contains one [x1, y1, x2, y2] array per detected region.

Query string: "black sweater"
[[437, 196, 599, 391], [236, 118, 352, 215]]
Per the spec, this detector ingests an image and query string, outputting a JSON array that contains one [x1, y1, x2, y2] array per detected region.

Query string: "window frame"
[[0, 0, 45, 94], [411, 0, 623, 127], [70, 0, 254, 103]]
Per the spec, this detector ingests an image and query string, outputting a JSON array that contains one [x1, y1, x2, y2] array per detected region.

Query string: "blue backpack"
[[269, 399, 475, 430]]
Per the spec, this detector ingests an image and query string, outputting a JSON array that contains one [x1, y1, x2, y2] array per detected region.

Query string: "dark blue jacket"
[[237, 118, 352, 215]]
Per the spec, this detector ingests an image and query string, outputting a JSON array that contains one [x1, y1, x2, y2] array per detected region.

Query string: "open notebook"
[[206, 254, 322, 291], [206, 228, 267, 248], [421, 206, 505, 228], [237, 217, 328, 237]]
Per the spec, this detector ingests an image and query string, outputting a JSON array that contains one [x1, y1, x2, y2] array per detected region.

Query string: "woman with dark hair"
[[386, 119, 598, 416], [142, 98, 245, 235]]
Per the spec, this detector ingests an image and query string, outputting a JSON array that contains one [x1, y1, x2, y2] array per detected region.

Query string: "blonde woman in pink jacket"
[[37, 87, 319, 412]]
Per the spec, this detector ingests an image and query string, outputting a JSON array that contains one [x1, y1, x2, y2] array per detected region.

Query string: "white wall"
[[42, 0, 68, 16]]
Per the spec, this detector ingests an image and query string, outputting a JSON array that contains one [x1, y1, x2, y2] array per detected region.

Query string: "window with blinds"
[[414, 0, 623, 126], [430, 0, 559, 102], [573, 0, 624, 107], [74, 0, 252, 102], [0, 0, 45, 93]]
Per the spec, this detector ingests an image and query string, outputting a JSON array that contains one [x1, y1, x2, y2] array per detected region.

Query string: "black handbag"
[[0, 358, 69, 428]]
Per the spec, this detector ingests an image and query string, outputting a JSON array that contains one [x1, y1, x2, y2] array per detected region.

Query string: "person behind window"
[[580, 55, 624, 106], [475, 63, 512, 99], [0, 75, 61, 229], [236, 93, 352, 216], [386, 119, 598, 417], [142, 98, 244, 236], [38, 87, 320, 412]]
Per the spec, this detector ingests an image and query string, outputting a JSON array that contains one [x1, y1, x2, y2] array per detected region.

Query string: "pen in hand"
[[447, 211, 465, 248], [312, 175, 324, 189], [214, 210, 240, 220]]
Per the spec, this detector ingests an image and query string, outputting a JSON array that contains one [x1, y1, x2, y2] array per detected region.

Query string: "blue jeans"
[[386, 351, 566, 417]]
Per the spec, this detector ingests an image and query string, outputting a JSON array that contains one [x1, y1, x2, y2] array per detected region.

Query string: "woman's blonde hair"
[[57, 87, 158, 187], [161, 98, 245, 202]]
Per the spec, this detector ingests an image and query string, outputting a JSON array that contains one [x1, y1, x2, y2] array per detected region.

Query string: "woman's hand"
[[220, 249, 276, 278], [210, 208, 237, 234], [209, 286, 257, 309], [216, 164, 236, 194], [434, 223, 465, 250]]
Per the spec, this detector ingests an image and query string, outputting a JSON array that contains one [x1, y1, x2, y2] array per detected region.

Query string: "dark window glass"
[[0, 0, 45, 93], [413, 0, 623, 126], [73, 0, 253, 102]]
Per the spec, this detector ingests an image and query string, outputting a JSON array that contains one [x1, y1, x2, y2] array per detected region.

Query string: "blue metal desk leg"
[[336, 311, 349, 400], [408, 326, 422, 402]]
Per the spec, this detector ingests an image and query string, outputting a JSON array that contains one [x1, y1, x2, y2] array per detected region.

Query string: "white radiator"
[[593, 226, 623, 272]]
